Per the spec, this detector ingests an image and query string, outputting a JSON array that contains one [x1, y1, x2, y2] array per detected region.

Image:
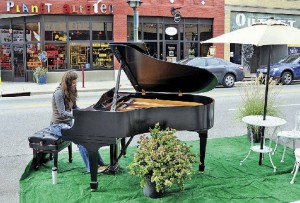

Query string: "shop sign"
[[6, 0, 114, 15], [165, 27, 177, 36], [231, 12, 299, 31]]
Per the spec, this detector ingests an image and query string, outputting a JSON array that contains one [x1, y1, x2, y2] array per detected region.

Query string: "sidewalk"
[[0, 80, 134, 97], [0, 73, 256, 97]]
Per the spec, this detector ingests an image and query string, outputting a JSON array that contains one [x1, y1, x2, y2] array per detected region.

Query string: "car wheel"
[[222, 74, 235, 88], [281, 71, 293, 85]]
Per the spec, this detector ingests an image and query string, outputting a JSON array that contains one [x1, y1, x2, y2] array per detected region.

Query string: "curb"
[[0, 86, 135, 97]]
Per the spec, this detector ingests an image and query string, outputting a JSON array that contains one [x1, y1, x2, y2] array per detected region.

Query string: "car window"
[[218, 58, 232, 65], [187, 58, 206, 66], [278, 54, 300, 63], [207, 58, 221, 66]]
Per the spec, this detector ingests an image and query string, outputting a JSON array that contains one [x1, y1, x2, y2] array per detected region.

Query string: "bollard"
[[81, 64, 85, 88]]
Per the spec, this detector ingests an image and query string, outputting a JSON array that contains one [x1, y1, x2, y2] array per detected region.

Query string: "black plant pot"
[[247, 125, 263, 143], [143, 177, 163, 199]]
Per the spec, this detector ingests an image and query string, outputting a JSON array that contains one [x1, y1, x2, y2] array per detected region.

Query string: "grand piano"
[[62, 42, 218, 191]]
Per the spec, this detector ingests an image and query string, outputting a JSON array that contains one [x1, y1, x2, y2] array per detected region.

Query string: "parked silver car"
[[177, 57, 245, 88]]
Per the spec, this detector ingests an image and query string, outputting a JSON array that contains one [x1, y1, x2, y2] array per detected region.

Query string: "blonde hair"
[[60, 70, 78, 109]]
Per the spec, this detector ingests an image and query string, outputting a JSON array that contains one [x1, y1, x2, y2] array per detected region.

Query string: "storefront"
[[0, 0, 224, 82], [224, 0, 300, 73]]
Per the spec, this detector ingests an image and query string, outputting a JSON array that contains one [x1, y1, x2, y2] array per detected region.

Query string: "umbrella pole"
[[259, 45, 272, 165]]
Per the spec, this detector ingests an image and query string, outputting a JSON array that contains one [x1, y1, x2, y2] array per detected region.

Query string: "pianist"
[[49, 70, 108, 173]]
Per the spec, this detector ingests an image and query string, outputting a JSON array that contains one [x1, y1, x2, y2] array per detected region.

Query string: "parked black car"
[[177, 57, 245, 88]]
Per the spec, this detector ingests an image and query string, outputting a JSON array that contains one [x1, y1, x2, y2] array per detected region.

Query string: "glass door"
[[13, 45, 25, 81]]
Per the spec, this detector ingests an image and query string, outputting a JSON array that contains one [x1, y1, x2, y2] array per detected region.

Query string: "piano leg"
[[109, 144, 120, 174], [198, 131, 208, 173], [88, 150, 99, 191]]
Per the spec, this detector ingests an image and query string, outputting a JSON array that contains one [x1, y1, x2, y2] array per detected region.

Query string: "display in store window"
[[71, 55, 77, 65], [26, 44, 42, 70], [77, 55, 86, 64], [92, 43, 113, 69], [0, 45, 11, 70], [45, 44, 66, 69]]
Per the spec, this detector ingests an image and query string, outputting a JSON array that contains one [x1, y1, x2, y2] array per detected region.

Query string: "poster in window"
[[71, 55, 77, 65], [77, 55, 86, 63]]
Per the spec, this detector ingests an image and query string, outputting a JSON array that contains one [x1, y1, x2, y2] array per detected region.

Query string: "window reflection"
[[143, 24, 157, 40], [69, 22, 90, 41], [0, 23, 11, 43], [12, 24, 25, 42], [92, 22, 112, 40]]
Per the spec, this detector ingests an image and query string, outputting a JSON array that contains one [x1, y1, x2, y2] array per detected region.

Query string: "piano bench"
[[28, 128, 72, 170]]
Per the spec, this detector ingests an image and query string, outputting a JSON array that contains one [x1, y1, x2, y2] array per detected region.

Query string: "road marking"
[[228, 103, 300, 111]]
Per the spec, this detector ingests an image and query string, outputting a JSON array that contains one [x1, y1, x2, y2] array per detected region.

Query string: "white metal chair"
[[273, 110, 300, 162], [291, 148, 300, 184]]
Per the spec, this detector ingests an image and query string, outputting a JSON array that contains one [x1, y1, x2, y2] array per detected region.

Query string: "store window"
[[12, 24, 25, 43], [45, 22, 67, 41], [185, 24, 198, 41], [70, 43, 90, 69], [0, 45, 11, 70], [145, 42, 158, 58], [26, 22, 40, 42], [92, 22, 113, 40], [185, 42, 198, 58], [0, 22, 11, 43], [45, 43, 67, 69], [199, 24, 213, 56], [26, 43, 41, 70], [92, 43, 113, 69], [69, 22, 90, 41], [144, 24, 157, 40]]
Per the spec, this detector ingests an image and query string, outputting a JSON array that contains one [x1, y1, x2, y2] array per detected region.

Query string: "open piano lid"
[[110, 42, 218, 93]]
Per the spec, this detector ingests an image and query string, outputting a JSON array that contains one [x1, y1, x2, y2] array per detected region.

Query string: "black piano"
[[62, 42, 218, 191]]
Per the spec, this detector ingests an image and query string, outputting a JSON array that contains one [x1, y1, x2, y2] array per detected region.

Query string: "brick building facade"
[[0, 0, 224, 82]]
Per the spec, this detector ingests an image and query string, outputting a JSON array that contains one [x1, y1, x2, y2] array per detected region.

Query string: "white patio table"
[[240, 115, 286, 172]]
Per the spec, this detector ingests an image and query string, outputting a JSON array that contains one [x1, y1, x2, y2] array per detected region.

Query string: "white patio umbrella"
[[202, 18, 300, 120], [202, 18, 300, 165]]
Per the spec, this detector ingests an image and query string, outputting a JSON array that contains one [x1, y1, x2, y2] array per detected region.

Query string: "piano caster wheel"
[[69, 158, 73, 163], [199, 171, 204, 174], [90, 188, 97, 192]]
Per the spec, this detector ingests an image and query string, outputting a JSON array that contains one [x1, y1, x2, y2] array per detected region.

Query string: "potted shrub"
[[33, 66, 48, 84], [128, 123, 196, 198], [237, 73, 282, 142]]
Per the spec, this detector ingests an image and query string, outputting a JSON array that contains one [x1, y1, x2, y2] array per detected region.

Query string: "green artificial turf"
[[20, 136, 300, 203]]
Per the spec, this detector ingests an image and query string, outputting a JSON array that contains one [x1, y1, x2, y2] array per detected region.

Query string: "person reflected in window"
[[49, 70, 109, 173]]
